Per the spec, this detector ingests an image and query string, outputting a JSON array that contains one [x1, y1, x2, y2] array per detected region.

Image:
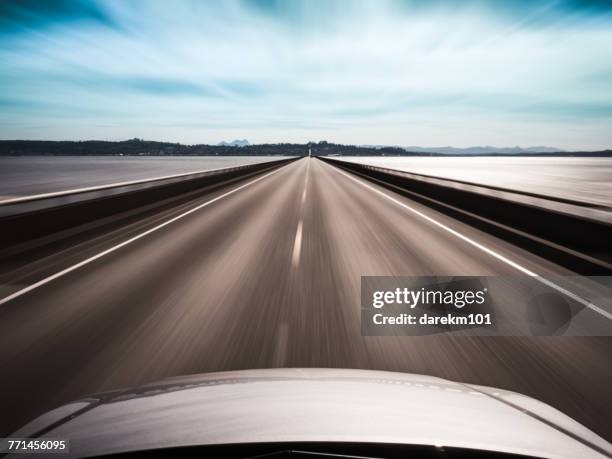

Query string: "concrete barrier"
[[0, 157, 296, 248]]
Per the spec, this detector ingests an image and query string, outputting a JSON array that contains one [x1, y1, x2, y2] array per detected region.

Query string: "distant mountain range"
[[215, 142, 571, 155], [216, 140, 566, 154], [1, 139, 610, 157], [362, 145, 564, 154], [217, 139, 250, 147]]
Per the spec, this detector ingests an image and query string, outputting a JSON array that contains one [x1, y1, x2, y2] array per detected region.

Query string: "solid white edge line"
[[333, 167, 612, 321], [0, 166, 285, 307]]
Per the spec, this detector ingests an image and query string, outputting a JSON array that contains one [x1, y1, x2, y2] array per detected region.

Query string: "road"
[[0, 157, 611, 439]]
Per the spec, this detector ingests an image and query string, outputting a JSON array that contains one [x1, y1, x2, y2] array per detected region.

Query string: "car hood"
[[12, 368, 612, 458]]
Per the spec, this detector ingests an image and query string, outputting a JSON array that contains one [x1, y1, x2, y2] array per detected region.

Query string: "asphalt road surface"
[[0, 158, 610, 440]]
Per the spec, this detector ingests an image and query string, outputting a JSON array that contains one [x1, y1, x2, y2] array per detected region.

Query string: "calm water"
[[0, 156, 288, 199], [340, 156, 612, 207], [2, 156, 611, 207]]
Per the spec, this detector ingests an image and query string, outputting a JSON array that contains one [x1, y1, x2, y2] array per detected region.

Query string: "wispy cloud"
[[1, 0, 611, 148]]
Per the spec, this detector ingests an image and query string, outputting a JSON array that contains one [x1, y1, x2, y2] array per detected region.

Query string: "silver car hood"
[[13, 368, 612, 458]]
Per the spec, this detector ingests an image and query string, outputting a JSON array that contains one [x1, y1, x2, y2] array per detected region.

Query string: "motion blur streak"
[[0, 166, 283, 306], [0, 158, 610, 441], [333, 166, 612, 320]]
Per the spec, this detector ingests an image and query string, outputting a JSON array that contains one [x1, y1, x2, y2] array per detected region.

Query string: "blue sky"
[[1, 0, 611, 149]]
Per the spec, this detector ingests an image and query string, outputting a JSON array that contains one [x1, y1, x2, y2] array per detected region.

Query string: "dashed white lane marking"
[[291, 220, 304, 268], [301, 188, 307, 204], [0, 166, 286, 307], [333, 167, 612, 321]]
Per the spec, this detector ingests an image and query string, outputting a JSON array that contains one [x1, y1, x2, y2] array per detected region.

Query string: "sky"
[[0, 0, 611, 149]]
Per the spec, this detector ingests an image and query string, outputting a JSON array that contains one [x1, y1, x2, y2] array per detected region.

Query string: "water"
[[339, 157, 612, 207], [0, 156, 288, 199], [2, 156, 610, 208]]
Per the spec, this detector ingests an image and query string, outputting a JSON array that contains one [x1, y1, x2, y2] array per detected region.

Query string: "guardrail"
[[320, 156, 612, 274], [1, 157, 296, 249]]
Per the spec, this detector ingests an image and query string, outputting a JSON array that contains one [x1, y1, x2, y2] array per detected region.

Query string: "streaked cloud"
[[0, 0, 611, 149]]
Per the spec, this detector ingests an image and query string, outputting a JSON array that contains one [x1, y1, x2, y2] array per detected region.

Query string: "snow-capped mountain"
[[217, 139, 250, 147]]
